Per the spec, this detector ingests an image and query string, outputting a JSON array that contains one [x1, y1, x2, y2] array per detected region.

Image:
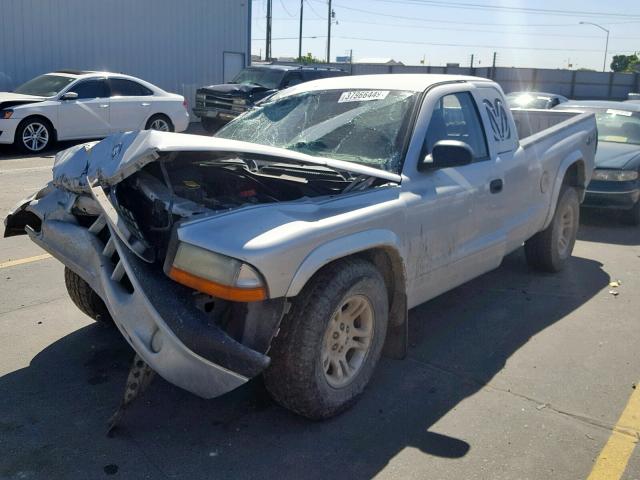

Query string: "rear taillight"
[[183, 99, 189, 110]]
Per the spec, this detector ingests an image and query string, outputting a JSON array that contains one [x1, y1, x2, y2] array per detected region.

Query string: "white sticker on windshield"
[[338, 90, 390, 103], [606, 109, 633, 117]]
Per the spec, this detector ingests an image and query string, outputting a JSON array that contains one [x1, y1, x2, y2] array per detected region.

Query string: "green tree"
[[610, 53, 639, 73], [297, 52, 324, 64]]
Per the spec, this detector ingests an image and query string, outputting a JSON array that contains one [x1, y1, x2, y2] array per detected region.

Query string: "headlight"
[[1, 109, 13, 119], [591, 169, 639, 181], [167, 243, 266, 302]]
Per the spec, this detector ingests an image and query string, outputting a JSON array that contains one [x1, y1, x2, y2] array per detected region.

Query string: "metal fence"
[[273, 62, 640, 100]]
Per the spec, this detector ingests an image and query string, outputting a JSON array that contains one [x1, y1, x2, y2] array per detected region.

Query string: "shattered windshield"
[[231, 68, 285, 89], [216, 89, 419, 173]]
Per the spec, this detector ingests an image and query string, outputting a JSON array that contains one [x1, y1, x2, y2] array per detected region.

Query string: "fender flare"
[[542, 151, 586, 229], [285, 229, 404, 298]]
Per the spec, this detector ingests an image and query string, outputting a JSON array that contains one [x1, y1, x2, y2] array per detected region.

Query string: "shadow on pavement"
[[578, 209, 639, 246], [0, 249, 608, 479]]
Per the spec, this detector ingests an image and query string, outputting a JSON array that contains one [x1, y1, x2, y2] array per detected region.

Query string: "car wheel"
[[145, 114, 174, 132], [16, 118, 53, 153], [525, 186, 580, 272], [263, 258, 389, 420], [64, 267, 113, 325], [622, 201, 640, 226], [201, 117, 225, 134]]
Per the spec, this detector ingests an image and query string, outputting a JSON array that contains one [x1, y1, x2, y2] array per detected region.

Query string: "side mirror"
[[61, 91, 78, 101], [420, 140, 474, 170]]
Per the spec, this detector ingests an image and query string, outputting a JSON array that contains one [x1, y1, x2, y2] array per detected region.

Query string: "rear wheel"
[[525, 186, 580, 272], [16, 118, 53, 153], [145, 114, 173, 132], [64, 267, 113, 324], [264, 259, 388, 420]]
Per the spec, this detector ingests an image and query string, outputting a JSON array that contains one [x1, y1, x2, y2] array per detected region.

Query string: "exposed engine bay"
[[105, 151, 381, 261]]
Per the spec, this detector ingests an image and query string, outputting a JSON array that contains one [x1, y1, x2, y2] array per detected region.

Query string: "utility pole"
[[492, 51, 497, 68], [298, 0, 304, 60], [470, 54, 474, 69], [265, 0, 272, 61], [326, 0, 332, 63]]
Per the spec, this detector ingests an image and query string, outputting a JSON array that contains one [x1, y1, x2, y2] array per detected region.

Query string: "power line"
[[261, 16, 640, 38], [369, 0, 640, 20], [333, 35, 637, 53], [304, 0, 324, 19], [278, 0, 296, 17], [308, 1, 640, 27], [306, 18, 640, 40]]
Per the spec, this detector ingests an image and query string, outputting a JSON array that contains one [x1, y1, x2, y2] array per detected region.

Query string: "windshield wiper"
[[342, 174, 377, 193]]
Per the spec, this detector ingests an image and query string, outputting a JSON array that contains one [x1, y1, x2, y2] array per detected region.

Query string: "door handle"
[[99, 104, 109, 108], [489, 179, 503, 194], [141, 102, 151, 107]]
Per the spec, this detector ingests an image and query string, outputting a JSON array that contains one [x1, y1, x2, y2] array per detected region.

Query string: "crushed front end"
[[2, 131, 308, 399]]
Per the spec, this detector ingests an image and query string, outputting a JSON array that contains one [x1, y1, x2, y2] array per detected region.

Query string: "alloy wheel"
[[321, 294, 375, 388], [22, 122, 49, 152]]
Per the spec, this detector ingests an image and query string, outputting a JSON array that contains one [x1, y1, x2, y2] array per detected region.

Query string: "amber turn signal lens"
[[168, 266, 266, 302]]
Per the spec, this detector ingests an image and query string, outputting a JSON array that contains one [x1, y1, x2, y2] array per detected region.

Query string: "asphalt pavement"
[[0, 138, 639, 480]]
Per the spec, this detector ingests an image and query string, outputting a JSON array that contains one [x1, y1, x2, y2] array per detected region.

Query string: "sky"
[[250, 0, 640, 70]]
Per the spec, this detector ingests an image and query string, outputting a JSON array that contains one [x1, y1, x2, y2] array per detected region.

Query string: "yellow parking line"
[[587, 384, 640, 480], [0, 253, 52, 269]]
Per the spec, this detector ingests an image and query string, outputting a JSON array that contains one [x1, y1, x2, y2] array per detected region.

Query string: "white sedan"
[[0, 70, 190, 153]]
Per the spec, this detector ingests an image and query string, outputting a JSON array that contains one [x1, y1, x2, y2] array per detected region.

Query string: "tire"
[[145, 114, 174, 132], [201, 117, 225, 134], [264, 258, 389, 420], [64, 267, 113, 324], [621, 202, 640, 226], [525, 186, 580, 272], [15, 117, 53, 153]]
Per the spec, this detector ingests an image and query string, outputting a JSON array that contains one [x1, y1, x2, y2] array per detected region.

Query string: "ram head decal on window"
[[483, 98, 511, 142]]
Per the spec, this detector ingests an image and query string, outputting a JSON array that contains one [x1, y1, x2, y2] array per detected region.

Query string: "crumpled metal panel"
[[51, 129, 401, 194]]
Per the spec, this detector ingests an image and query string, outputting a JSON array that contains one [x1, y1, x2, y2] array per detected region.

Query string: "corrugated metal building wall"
[[0, 0, 251, 115]]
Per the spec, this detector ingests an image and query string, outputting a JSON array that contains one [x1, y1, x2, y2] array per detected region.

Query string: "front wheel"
[[64, 267, 113, 324], [16, 118, 53, 153], [525, 186, 580, 272], [264, 259, 389, 420]]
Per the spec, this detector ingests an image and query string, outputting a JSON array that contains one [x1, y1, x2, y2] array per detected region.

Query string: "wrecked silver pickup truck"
[[5, 75, 596, 420]]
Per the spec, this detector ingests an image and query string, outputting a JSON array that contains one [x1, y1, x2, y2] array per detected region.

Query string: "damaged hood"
[[0, 92, 46, 109], [52, 130, 401, 193]]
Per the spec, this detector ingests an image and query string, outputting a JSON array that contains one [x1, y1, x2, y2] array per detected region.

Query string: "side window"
[[70, 79, 109, 99], [109, 78, 153, 97], [424, 92, 489, 160]]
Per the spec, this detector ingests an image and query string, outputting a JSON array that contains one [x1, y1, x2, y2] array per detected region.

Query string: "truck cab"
[[193, 64, 347, 133]]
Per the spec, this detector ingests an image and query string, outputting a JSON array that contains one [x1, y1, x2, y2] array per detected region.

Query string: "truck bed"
[[511, 109, 592, 144]]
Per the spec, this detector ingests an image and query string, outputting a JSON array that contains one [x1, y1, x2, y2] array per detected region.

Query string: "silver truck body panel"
[[5, 74, 597, 399]]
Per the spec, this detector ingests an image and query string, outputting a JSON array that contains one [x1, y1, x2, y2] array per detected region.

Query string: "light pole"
[[579, 21, 610, 72]]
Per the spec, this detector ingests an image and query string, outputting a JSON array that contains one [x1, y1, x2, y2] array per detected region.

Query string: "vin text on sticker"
[[338, 90, 390, 103]]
